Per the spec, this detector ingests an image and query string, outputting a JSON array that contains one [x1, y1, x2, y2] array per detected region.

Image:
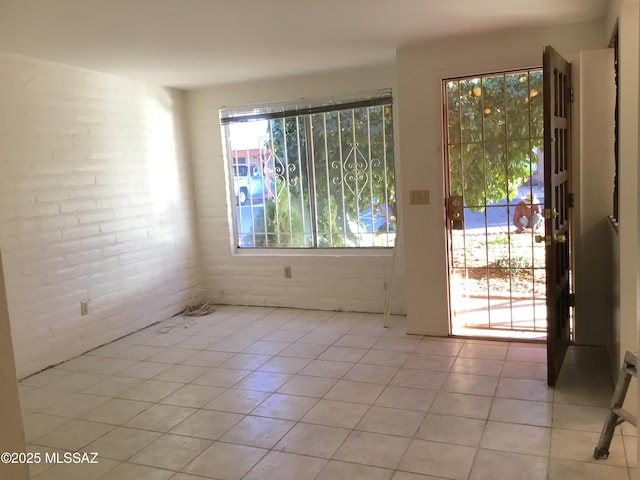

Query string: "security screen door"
[[444, 46, 573, 386], [444, 68, 547, 339]]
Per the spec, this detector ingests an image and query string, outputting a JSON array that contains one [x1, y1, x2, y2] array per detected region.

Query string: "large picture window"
[[221, 91, 396, 249]]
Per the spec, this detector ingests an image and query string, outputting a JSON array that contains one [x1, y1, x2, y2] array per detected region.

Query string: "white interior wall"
[[396, 21, 606, 336], [0, 52, 201, 378], [637, 2, 640, 470], [574, 48, 615, 346], [609, 0, 640, 416], [0, 251, 29, 480], [186, 66, 406, 315]]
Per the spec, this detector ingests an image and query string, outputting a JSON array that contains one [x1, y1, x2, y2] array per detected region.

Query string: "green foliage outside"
[[491, 254, 533, 274], [261, 104, 395, 247], [316, 194, 345, 247], [447, 71, 543, 210], [489, 234, 510, 246], [253, 176, 309, 247]]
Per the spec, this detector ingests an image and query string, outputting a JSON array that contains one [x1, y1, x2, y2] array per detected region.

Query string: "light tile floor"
[[19, 306, 636, 480]]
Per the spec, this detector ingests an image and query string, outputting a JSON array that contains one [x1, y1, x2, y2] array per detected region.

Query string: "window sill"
[[232, 247, 394, 257]]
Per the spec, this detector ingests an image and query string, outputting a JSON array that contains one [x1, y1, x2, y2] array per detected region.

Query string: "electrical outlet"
[[80, 300, 90, 316], [284, 266, 292, 279]]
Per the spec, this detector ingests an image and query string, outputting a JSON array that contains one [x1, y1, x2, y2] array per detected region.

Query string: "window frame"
[[220, 90, 397, 253]]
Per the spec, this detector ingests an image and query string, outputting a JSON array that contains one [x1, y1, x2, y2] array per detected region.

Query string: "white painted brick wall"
[[0, 52, 200, 378], [186, 66, 406, 315]]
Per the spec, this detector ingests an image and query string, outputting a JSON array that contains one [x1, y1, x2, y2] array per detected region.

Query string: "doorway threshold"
[[451, 325, 546, 341]]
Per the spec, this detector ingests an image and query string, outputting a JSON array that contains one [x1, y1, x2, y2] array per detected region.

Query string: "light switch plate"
[[409, 190, 430, 205]]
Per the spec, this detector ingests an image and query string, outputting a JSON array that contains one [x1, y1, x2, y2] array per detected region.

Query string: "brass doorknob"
[[544, 208, 560, 219], [554, 234, 567, 243], [535, 234, 552, 245]]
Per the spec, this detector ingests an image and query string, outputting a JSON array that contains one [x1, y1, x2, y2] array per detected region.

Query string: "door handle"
[[535, 234, 566, 244], [535, 234, 551, 246], [544, 208, 560, 219], [554, 234, 567, 243]]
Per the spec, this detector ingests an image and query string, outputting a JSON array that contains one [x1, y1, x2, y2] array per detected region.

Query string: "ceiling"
[[0, 0, 610, 89]]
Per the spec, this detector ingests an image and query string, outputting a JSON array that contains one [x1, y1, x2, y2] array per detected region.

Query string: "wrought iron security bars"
[[444, 69, 547, 335], [220, 91, 396, 249]]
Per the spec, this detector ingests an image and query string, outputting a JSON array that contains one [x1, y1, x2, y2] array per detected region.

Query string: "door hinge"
[[569, 293, 575, 307], [570, 87, 574, 103], [568, 193, 574, 208]]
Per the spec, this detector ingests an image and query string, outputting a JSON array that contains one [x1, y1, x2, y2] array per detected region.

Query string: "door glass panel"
[[446, 80, 461, 145], [506, 73, 530, 140], [460, 79, 483, 143], [444, 68, 546, 339], [462, 143, 485, 208], [483, 75, 506, 142], [449, 229, 466, 268], [449, 144, 463, 197], [529, 71, 544, 138], [485, 142, 507, 202], [486, 220, 510, 266]]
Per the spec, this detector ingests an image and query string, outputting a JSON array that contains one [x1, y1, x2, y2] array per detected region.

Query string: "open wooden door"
[[543, 46, 572, 386]]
